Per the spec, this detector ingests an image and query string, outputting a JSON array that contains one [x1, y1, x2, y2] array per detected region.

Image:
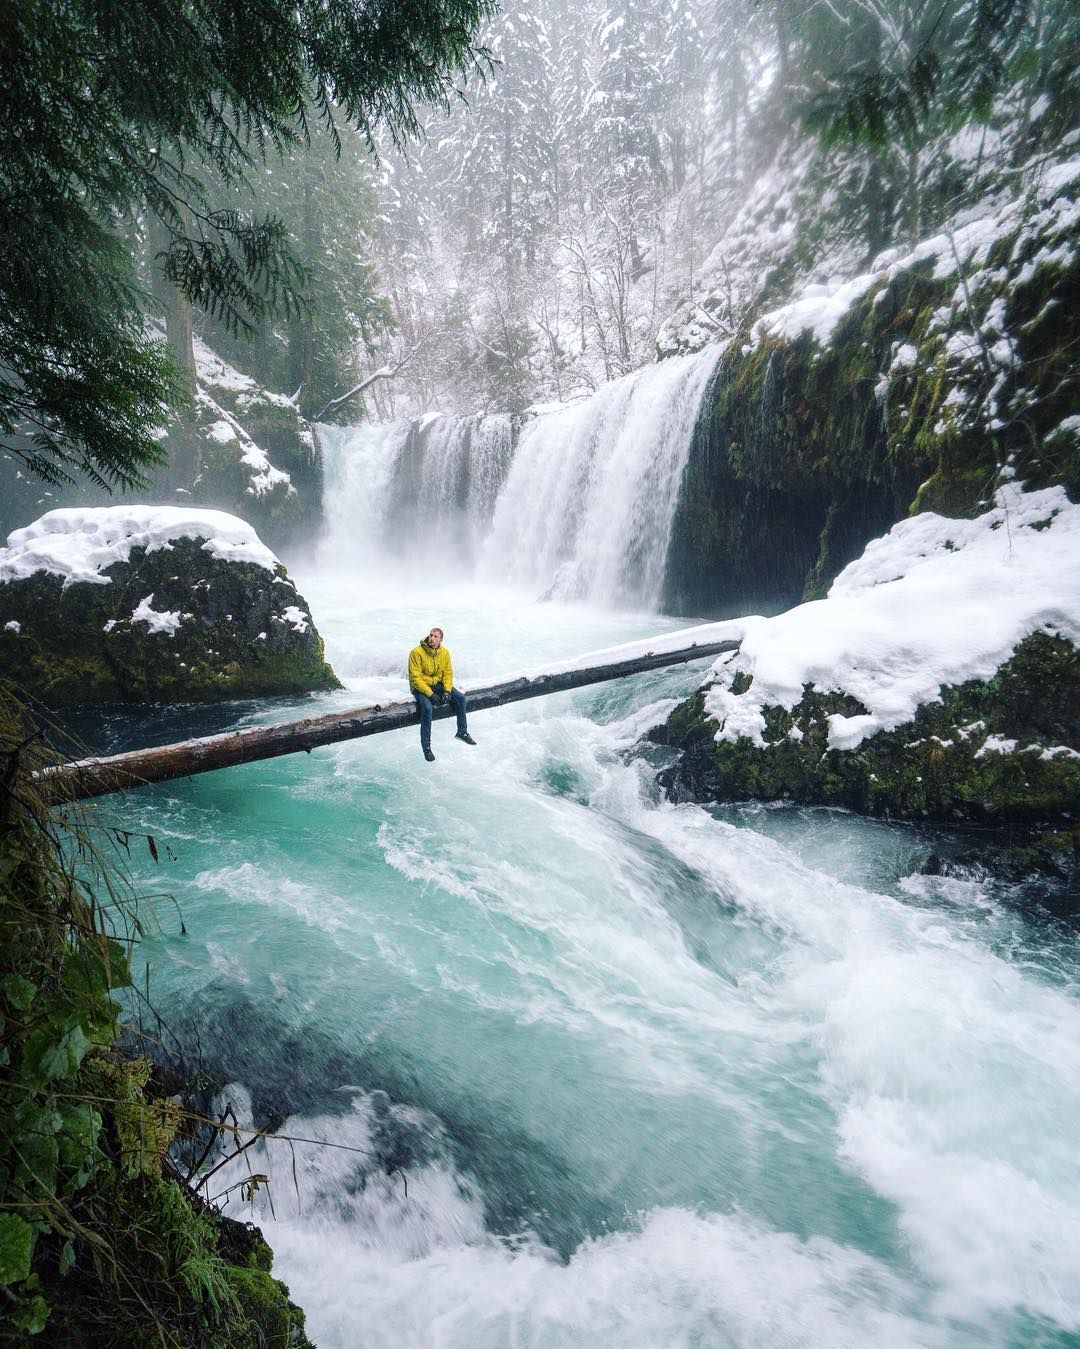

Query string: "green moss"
[[1, 703, 316, 1345], [651, 690, 711, 745], [82, 1057, 182, 1178], [224, 1264, 311, 1349]]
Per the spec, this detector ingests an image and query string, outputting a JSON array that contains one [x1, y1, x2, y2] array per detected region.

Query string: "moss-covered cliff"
[[664, 162, 1080, 615]]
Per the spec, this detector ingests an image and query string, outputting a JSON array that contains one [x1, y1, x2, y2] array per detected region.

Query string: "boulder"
[[0, 506, 340, 705], [654, 486, 1080, 869]]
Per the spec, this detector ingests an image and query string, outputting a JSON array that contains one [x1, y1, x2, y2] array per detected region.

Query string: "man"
[[408, 627, 476, 762]]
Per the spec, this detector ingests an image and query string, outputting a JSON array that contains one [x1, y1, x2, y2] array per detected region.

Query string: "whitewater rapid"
[[104, 351, 1080, 1346], [107, 573, 1080, 1349]]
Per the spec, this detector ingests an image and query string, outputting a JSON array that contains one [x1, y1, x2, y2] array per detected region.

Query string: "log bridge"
[[35, 639, 740, 804]]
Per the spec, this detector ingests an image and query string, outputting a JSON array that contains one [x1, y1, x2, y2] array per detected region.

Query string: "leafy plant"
[[0, 695, 311, 1344]]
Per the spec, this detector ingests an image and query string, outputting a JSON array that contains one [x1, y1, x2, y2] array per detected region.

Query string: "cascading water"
[[480, 347, 721, 607], [388, 413, 515, 566], [316, 346, 721, 609], [96, 348, 1080, 1348]]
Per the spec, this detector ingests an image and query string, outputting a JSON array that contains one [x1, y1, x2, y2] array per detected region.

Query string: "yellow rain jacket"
[[408, 638, 453, 698]]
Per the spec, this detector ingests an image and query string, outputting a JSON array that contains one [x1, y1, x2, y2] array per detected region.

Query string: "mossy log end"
[[37, 640, 740, 802]]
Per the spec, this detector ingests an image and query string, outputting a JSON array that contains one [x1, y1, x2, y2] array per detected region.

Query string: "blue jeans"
[[414, 683, 467, 749]]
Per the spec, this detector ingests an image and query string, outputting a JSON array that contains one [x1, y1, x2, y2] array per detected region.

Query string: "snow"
[[570, 621, 749, 670], [976, 735, 1021, 758], [280, 605, 310, 634], [755, 273, 883, 348], [194, 392, 292, 497], [702, 485, 1080, 751], [239, 441, 291, 495], [131, 594, 185, 636], [206, 420, 238, 443], [1029, 93, 1051, 122], [1014, 241, 1076, 288], [1040, 157, 1080, 198], [0, 506, 280, 587], [189, 339, 294, 496], [749, 157, 1080, 356], [193, 335, 256, 393]]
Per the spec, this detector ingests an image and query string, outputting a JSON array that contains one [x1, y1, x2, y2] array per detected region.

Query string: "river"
[[92, 351, 1080, 1347]]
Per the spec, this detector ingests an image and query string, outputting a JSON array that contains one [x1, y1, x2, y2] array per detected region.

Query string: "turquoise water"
[[89, 573, 1080, 1348]]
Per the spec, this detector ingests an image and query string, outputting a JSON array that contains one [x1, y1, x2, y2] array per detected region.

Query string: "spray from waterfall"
[[315, 346, 722, 610]]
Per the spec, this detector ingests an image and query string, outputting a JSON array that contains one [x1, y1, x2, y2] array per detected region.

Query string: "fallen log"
[[35, 639, 739, 803]]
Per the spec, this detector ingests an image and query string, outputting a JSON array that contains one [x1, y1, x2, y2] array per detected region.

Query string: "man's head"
[[427, 627, 444, 648]]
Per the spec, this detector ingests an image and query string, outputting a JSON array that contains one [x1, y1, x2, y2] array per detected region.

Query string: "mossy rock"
[[664, 180, 1080, 616], [0, 537, 340, 705], [657, 634, 1080, 844]]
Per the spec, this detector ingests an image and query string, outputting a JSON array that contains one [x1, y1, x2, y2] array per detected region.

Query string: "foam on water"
[[213, 1084, 930, 1349], [104, 365, 1080, 1346], [114, 582, 1080, 1348]]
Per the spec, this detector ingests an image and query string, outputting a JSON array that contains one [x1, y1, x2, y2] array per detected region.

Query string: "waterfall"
[[387, 414, 515, 565], [316, 346, 721, 609], [481, 348, 721, 607], [315, 419, 412, 573]]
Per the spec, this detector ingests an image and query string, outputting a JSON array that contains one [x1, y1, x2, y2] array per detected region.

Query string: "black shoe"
[[423, 747, 435, 762], [455, 732, 477, 746]]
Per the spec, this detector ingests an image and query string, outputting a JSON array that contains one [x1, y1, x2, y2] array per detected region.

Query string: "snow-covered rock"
[[701, 485, 1080, 749], [0, 507, 339, 705], [655, 486, 1080, 835]]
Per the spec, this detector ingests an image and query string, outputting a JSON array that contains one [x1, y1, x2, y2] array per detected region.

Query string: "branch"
[[313, 332, 437, 420]]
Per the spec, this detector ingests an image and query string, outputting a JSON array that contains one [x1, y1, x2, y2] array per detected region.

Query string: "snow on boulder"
[[655, 485, 1080, 830], [0, 506, 340, 705], [0, 505, 279, 586]]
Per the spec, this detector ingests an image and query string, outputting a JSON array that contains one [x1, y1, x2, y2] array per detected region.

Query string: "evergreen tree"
[[588, 1, 666, 209], [0, 0, 495, 488], [587, 0, 666, 282], [198, 124, 394, 419]]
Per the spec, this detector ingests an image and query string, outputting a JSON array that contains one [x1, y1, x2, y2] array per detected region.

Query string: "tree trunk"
[[905, 146, 921, 249], [150, 213, 195, 396], [503, 123, 515, 274], [288, 172, 317, 412], [36, 639, 741, 803]]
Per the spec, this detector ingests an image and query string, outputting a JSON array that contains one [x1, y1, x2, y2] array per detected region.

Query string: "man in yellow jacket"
[[408, 626, 476, 762]]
